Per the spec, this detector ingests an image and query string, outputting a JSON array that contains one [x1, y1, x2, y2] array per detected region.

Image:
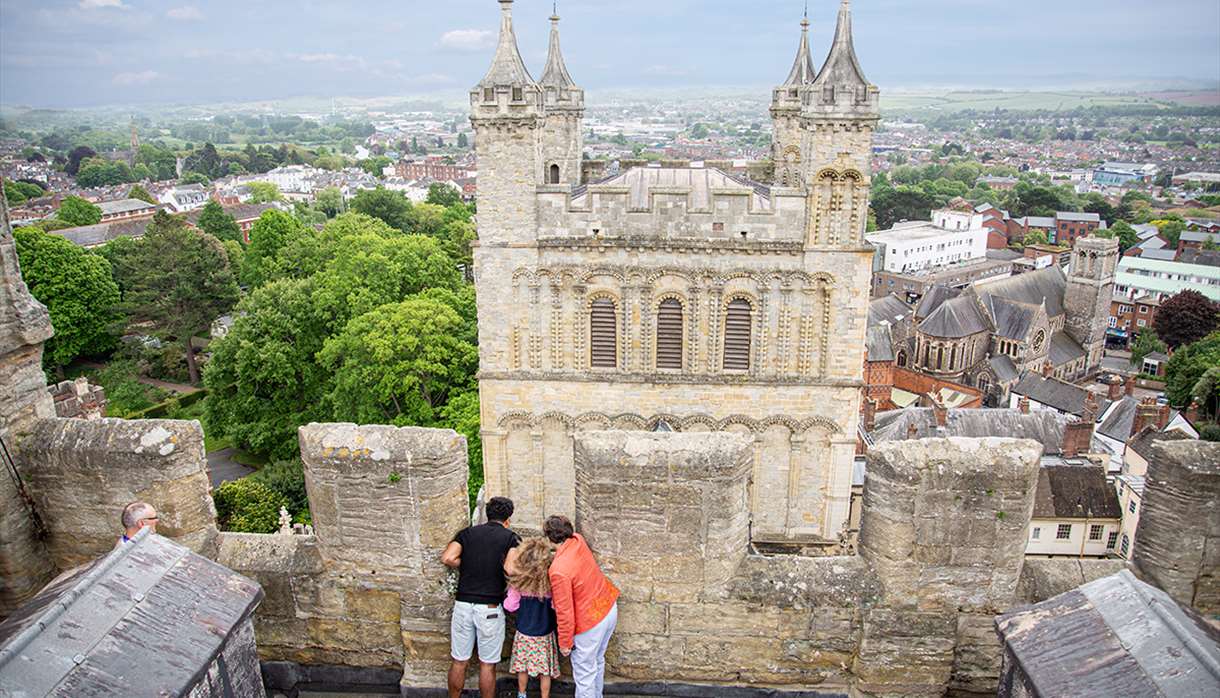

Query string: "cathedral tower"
[[802, 0, 879, 248], [1064, 235, 1119, 371], [470, 0, 543, 246], [770, 13, 816, 188], [539, 8, 585, 186]]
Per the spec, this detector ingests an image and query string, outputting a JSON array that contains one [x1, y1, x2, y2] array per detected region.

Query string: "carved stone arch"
[[651, 290, 688, 311], [816, 168, 840, 182], [718, 414, 761, 433], [679, 414, 718, 432], [538, 411, 575, 429], [498, 411, 536, 429], [842, 168, 864, 182], [611, 413, 649, 431], [574, 413, 612, 430], [512, 268, 536, 284], [760, 415, 801, 432], [798, 416, 842, 434], [647, 414, 684, 431], [782, 144, 801, 162], [812, 272, 836, 287], [583, 289, 621, 311], [787, 271, 814, 286], [720, 289, 761, 311], [581, 267, 626, 284]]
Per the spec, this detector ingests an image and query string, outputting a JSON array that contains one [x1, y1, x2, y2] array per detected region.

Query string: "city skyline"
[[1, 0, 1218, 109]]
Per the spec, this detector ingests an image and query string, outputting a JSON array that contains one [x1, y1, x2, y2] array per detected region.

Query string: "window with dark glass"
[[589, 298, 618, 368], [722, 298, 753, 371], [656, 299, 684, 370]]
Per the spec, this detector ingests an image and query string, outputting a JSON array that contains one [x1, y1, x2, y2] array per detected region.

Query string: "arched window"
[[722, 298, 753, 371], [656, 298, 684, 370], [896, 350, 908, 368], [589, 298, 618, 368], [548, 164, 560, 184]]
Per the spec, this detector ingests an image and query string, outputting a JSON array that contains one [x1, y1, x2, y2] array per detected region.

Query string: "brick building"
[[394, 156, 469, 182]]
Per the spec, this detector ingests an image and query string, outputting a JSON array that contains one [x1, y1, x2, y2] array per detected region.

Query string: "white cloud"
[[80, 0, 127, 8], [167, 6, 204, 21], [440, 29, 494, 52], [112, 70, 159, 86]]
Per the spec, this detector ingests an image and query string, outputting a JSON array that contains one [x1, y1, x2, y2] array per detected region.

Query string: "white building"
[[158, 184, 210, 213], [1115, 256, 1220, 302], [1026, 459, 1122, 558], [866, 205, 988, 274]]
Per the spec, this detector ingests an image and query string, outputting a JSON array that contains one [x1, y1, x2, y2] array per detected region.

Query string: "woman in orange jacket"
[[544, 515, 619, 698]]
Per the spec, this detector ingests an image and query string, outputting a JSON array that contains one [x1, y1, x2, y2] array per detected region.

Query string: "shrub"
[[213, 478, 289, 533], [1200, 424, 1220, 443], [249, 459, 311, 524]]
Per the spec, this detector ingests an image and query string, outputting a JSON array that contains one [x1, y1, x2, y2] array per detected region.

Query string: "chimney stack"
[[1186, 399, 1201, 425], [1042, 361, 1054, 378], [1107, 375, 1124, 401], [907, 421, 919, 440], [862, 397, 877, 433], [1132, 397, 1160, 438], [1063, 392, 1099, 458], [932, 396, 948, 428], [1018, 396, 1031, 414], [1125, 377, 1136, 397]]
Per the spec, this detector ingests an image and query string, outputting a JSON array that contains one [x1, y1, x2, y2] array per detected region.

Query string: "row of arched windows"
[[587, 297, 754, 371]]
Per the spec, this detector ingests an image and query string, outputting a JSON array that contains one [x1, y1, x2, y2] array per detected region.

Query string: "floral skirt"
[[509, 630, 560, 678]]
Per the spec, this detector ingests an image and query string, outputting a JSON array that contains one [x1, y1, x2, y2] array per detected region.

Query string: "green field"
[[879, 90, 1187, 114]]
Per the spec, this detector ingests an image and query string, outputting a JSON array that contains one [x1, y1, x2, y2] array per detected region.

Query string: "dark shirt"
[[514, 595, 557, 637], [453, 522, 521, 604]]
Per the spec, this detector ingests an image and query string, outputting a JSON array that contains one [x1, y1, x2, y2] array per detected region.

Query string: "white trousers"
[[570, 602, 618, 698]]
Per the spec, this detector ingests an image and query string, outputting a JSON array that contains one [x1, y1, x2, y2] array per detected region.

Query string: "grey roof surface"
[[995, 570, 1220, 697], [97, 198, 157, 216], [1127, 425, 1193, 462], [1057, 211, 1102, 223], [1141, 249, 1179, 261], [976, 266, 1066, 318], [915, 285, 960, 319], [990, 354, 1019, 382], [571, 167, 771, 210], [984, 296, 1038, 340], [0, 529, 263, 696], [51, 218, 152, 247], [1049, 331, 1085, 366], [986, 248, 1023, 261], [1136, 236, 1168, 251], [1097, 397, 1139, 441], [1132, 223, 1160, 240], [866, 324, 894, 362], [918, 295, 990, 338], [870, 407, 1069, 455], [1033, 462, 1122, 518], [1180, 230, 1220, 243], [1025, 216, 1056, 228], [868, 294, 912, 328], [1012, 373, 1091, 415], [1180, 249, 1220, 267]]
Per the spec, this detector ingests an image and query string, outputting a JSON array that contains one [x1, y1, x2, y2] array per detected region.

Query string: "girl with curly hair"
[[504, 537, 561, 697]]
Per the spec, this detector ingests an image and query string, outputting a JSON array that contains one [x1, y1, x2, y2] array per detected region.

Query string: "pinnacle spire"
[[478, 0, 536, 87], [540, 6, 576, 88], [782, 12, 816, 86], [814, 0, 870, 88]]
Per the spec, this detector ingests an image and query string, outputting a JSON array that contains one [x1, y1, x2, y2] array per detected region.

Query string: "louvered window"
[[722, 298, 753, 371], [656, 299, 684, 370], [589, 298, 618, 369]]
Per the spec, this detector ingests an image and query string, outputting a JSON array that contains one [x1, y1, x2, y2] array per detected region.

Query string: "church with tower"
[[471, 0, 880, 543]]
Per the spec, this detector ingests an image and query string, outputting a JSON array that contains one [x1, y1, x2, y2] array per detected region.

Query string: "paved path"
[[207, 448, 255, 487]]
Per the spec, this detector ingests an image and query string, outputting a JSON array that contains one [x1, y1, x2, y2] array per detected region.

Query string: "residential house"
[[1053, 211, 1103, 246], [1106, 293, 1159, 348], [96, 198, 158, 222], [1026, 459, 1122, 558], [1178, 230, 1220, 255], [1114, 256, 1220, 302], [159, 184, 210, 213]]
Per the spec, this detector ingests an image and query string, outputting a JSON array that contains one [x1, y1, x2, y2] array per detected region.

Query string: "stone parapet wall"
[[48, 377, 107, 420], [18, 417, 218, 568], [1132, 440, 1220, 614]]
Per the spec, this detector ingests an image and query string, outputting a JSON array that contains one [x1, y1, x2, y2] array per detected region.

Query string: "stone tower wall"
[[1063, 235, 1118, 371], [540, 111, 583, 186], [470, 119, 541, 246], [1131, 440, 1220, 614], [771, 110, 805, 187]]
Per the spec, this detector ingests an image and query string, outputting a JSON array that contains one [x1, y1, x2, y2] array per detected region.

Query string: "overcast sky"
[[1, 0, 1218, 109]]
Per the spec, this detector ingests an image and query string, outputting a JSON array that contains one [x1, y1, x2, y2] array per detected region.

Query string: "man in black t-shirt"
[[441, 496, 520, 698]]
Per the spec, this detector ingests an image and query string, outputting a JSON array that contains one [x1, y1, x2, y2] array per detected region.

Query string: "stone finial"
[[278, 506, 292, 534], [807, 0, 878, 117], [539, 7, 577, 89], [779, 10, 816, 87]]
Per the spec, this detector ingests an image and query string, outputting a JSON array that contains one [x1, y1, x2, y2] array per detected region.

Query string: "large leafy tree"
[[247, 181, 282, 203], [242, 209, 306, 287], [127, 184, 157, 205], [196, 200, 243, 243], [117, 211, 240, 384], [315, 187, 345, 218], [57, 196, 102, 226], [205, 277, 333, 460], [1165, 332, 1220, 408], [13, 227, 121, 369], [1101, 221, 1140, 250], [1153, 290, 1220, 349], [350, 186, 413, 232], [320, 297, 478, 426], [426, 182, 463, 208]]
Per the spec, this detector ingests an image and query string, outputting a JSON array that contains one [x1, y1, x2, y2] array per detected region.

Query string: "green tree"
[[57, 196, 102, 226], [1192, 366, 1220, 424], [1129, 331, 1167, 369], [1105, 220, 1140, 249], [1023, 230, 1049, 247], [242, 209, 306, 287], [3, 180, 28, 205], [1156, 220, 1186, 248], [350, 186, 413, 232], [196, 200, 243, 244], [249, 459, 310, 524], [359, 155, 393, 178], [181, 172, 211, 186], [439, 389, 482, 506], [127, 184, 157, 205], [1165, 332, 1220, 408], [13, 227, 121, 369], [320, 297, 478, 426], [315, 187, 345, 218], [204, 277, 333, 460], [426, 182, 462, 208], [247, 181, 282, 203], [213, 478, 290, 533], [1154, 290, 1220, 349], [116, 211, 240, 384]]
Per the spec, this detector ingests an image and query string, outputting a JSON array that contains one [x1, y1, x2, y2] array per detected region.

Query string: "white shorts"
[[450, 600, 506, 664]]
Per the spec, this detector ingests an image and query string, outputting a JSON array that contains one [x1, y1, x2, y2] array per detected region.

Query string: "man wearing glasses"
[[119, 501, 158, 544]]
